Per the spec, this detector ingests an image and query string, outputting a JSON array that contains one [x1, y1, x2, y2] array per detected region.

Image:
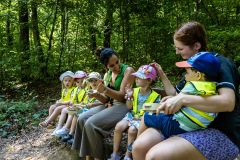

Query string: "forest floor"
[[0, 80, 83, 160], [0, 80, 240, 160]]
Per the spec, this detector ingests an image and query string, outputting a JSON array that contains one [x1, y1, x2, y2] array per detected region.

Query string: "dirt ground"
[[0, 126, 83, 160], [1, 81, 240, 160]]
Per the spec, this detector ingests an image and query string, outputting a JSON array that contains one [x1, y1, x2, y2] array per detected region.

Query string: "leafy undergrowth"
[[0, 80, 60, 138], [0, 80, 83, 160]]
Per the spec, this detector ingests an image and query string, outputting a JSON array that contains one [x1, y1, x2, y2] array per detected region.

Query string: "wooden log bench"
[[103, 88, 240, 159]]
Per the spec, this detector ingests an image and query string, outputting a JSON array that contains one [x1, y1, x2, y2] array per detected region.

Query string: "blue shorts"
[[144, 112, 186, 138]]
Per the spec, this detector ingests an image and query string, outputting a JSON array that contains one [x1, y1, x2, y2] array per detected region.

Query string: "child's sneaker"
[[107, 153, 121, 160], [50, 126, 62, 136], [124, 157, 132, 160], [61, 134, 73, 142], [55, 127, 69, 137], [67, 138, 74, 145]]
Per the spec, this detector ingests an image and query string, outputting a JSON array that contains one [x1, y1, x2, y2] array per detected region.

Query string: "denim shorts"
[[144, 112, 186, 138]]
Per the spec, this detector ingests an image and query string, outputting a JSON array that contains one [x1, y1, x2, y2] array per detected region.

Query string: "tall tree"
[[31, 0, 44, 78], [18, 0, 30, 81]]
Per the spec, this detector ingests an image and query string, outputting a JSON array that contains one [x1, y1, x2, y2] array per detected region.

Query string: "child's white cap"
[[86, 72, 102, 81], [59, 71, 75, 81]]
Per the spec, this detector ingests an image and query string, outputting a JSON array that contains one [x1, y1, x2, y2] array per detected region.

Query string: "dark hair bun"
[[94, 46, 105, 57]]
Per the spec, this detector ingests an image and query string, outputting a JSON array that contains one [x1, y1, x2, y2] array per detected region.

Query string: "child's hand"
[[125, 84, 133, 100]]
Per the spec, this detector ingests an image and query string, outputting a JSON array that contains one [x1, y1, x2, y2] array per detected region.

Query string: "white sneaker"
[[50, 126, 62, 136], [55, 127, 69, 137]]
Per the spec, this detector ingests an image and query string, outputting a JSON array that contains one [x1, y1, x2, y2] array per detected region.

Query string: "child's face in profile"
[[63, 76, 73, 89], [75, 78, 84, 88], [185, 68, 199, 82], [88, 78, 102, 90], [135, 77, 150, 87]]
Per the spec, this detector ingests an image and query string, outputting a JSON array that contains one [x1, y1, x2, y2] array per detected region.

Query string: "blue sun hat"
[[59, 71, 75, 81], [176, 52, 221, 79]]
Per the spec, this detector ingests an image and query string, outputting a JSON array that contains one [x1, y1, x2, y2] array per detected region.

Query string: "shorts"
[[178, 128, 239, 160], [144, 112, 186, 138]]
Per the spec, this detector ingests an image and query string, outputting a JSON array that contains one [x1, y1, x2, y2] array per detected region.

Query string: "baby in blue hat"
[[139, 52, 221, 141]]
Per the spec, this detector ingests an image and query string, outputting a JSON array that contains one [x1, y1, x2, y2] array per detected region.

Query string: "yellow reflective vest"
[[132, 87, 160, 117], [181, 81, 218, 128], [61, 86, 75, 102], [72, 87, 87, 104]]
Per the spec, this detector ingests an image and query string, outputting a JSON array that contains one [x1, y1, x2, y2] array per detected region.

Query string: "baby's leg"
[[113, 119, 129, 154]]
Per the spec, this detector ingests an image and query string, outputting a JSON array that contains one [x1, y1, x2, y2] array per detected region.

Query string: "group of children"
[[39, 52, 221, 160]]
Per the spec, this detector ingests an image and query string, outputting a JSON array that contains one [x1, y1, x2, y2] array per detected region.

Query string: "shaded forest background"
[[0, 0, 240, 138], [1, 0, 240, 88]]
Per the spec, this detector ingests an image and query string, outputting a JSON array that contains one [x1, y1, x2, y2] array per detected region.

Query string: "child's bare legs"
[[56, 107, 71, 128], [61, 115, 77, 142], [110, 120, 128, 159], [39, 105, 67, 127], [137, 115, 148, 137], [125, 126, 137, 158], [69, 115, 78, 135], [49, 104, 57, 116]]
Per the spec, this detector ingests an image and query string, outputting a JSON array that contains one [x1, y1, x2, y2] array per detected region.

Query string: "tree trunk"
[[31, 1, 45, 78], [45, 0, 58, 76], [7, 0, 13, 47], [103, 0, 113, 48], [18, 0, 30, 81], [58, 0, 66, 71]]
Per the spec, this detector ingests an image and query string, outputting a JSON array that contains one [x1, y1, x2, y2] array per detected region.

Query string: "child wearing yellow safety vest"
[[50, 71, 88, 136], [39, 71, 75, 128], [140, 52, 221, 141], [108, 65, 161, 160], [58, 72, 105, 145]]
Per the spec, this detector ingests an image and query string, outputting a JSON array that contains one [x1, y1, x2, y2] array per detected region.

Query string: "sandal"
[[127, 141, 134, 153], [124, 157, 132, 160], [107, 153, 121, 160], [39, 121, 48, 128]]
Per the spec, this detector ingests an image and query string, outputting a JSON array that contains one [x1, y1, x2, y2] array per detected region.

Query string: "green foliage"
[[0, 0, 240, 88], [0, 98, 47, 138]]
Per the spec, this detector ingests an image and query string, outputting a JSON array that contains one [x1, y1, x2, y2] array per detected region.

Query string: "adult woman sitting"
[[132, 21, 240, 160], [72, 47, 135, 160]]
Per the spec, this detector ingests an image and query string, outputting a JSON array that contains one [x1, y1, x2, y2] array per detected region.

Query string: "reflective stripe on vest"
[[181, 81, 217, 128]]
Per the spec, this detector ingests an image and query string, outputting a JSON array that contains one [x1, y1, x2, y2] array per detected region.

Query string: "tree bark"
[[18, 0, 30, 81], [31, 1, 45, 78]]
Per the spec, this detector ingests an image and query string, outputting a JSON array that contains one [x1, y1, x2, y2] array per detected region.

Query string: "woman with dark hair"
[[72, 47, 135, 160], [132, 21, 240, 160]]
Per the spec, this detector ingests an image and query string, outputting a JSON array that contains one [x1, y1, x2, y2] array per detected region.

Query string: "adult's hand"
[[156, 94, 184, 115], [150, 62, 164, 77], [97, 83, 107, 93]]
